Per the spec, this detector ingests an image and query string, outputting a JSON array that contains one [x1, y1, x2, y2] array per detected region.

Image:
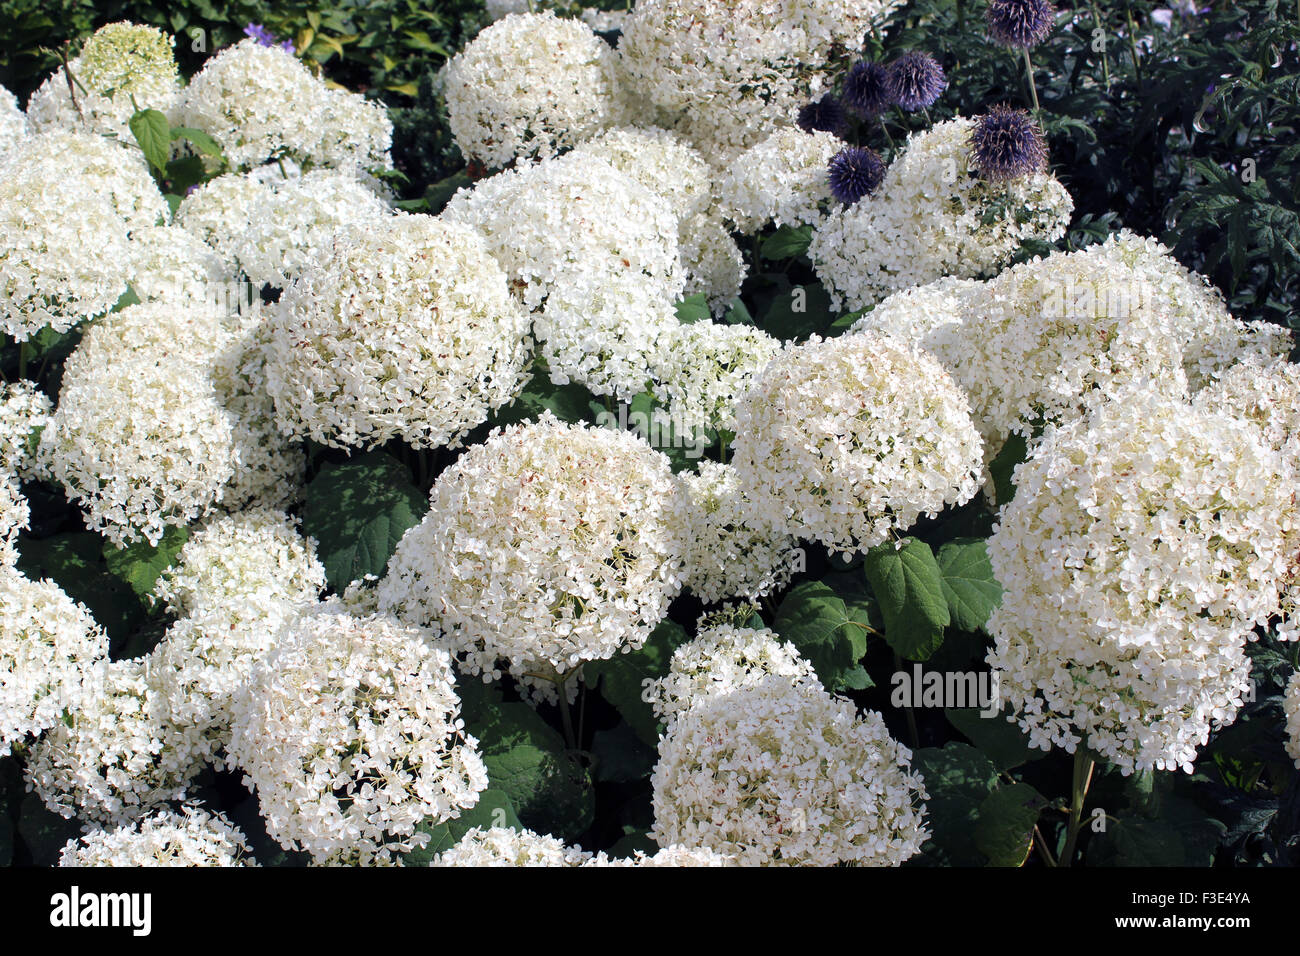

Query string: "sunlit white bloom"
[[59, 806, 257, 867]]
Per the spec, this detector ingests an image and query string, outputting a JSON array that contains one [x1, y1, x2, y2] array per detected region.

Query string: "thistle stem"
[[1022, 48, 1042, 119]]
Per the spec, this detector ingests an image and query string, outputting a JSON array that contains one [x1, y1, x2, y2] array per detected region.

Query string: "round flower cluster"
[[618, 0, 903, 159], [26, 21, 181, 137], [25, 657, 207, 823], [378, 415, 687, 693], [679, 461, 800, 604], [173, 166, 294, 273], [650, 321, 781, 436], [1285, 672, 1300, 769], [0, 380, 52, 479], [38, 302, 237, 546], [731, 333, 984, 556], [811, 118, 1073, 311], [266, 215, 532, 450], [0, 475, 26, 566], [651, 675, 929, 866], [179, 38, 391, 170], [969, 105, 1048, 182], [678, 213, 748, 314], [0, 568, 110, 748], [569, 126, 715, 224], [986, 391, 1297, 774], [232, 167, 393, 288], [125, 225, 230, 307], [59, 806, 257, 867], [227, 604, 489, 864], [429, 826, 593, 867], [646, 621, 821, 723], [828, 146, 887, 205], [444, 12, 625, 169], [443, 152, 683, 400], [848, 274, 986, 345], [718, 128, 842, 234], [1, 84, 29, 158], [20, 129, 167, 234]]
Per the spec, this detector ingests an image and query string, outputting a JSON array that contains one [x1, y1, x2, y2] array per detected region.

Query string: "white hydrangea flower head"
[[126, 224, 230, 306], [619, 0, 902, 160], [266, 214, 532, 450], [59, 806, 257, 867], [311, 86, 394, 171], [646, 620, 822, 724], [1285, 672, 1300, 769], [848, 274, 987, 344], [178, 39, 325, 169], [811, 118, 1073, 312], [678, 212, 748, 314], [0, 380, 53, 479], [38, 302, 238, 546], [718, 127, 841, 233], [429, 826, 592, 866], [651, 321, 781, 436], [211, 315, 308, 511], [173, 167, 294, 273], [444, 12, 625, 169], [986, 391, 1297, 774], [26, 22, 181, 137], [0, 567, 109, 748], [25, 657, 207, 823], [378, 415, 688, 693], [569, 125, 715, 223], [731, 333, 984, 556], [0, 84, 28, 158], [679, 461, 800, 604], [651, 676, 929, 866], [153, 508, 324, 618], [0, 140, 132, 338], [585, 844, 734, 867], [233, 167, 393, 288], [227, 604, 489, 865], [0, 474, 27, 567]]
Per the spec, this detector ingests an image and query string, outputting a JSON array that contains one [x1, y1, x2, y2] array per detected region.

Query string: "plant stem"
[[553, 668, 577, 750], [1090, 2, 1112, 91], [1033, 824, 1058, 866], [1022, 48, 1042, 119], [894, 652, 920, 749], [18, 341, 30, 380], [1060, 747, 1096, 866]]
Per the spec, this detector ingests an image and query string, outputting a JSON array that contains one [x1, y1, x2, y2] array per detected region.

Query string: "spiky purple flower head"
[[969, 105, 1048, 181], [986, 0, 1056, 50], [797, 95, 849, 138], [886, 52, 946, 112], [842, 61, 893, 119], [828, 147, 886, 205]]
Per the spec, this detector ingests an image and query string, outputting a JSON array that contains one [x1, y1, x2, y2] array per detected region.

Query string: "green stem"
[[1022, 48, 1042, 119], [1060, 747, 1096, 867], [18, 340, 30, 381], [1124, 3, 1144, 90], [1090, 2, 1112, 91], [894, 652, 920, 750], [1033, 824, 1058, 867], [553, 668, 577, 750]]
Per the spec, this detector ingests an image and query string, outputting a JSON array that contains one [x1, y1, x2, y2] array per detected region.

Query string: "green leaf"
[[457, 680, 594, 841], [988, 433, 1028, 506], [591, 723, 657, 783], [492, 375, 598, 428], [864, 538, 950, 661], [974, 782, 1046, 867], [936, 538, 1001, 632], [16, 533, 146, 642], [300, 451, 427, 592], [673, 293, 712, 324], [169, 125, 224, 161], [945, 707, 1042, 772], [910, 743, 999, 866], [128, 108, 171, 174], [1087, 776, 1227, 867], [760, 224, 813, 260], [404, 789, 522, 865], [757, 282, 835, 341], [423, 170, 471, 215], [773, 580, 874, 691], [102, 524, 189, 601], [585, 619, 688, 745]]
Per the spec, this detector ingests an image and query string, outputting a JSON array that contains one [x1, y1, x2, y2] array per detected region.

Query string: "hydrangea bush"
[[2, 2, 1299, 871]]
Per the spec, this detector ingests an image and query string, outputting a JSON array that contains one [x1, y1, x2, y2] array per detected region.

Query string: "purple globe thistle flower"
[[969, 105, 1048, 181], [886, 52, 947, 112], [828, 147, 886, 205], [842, 61, 894, 119], [986, 0, 1057, 50], [797, 95, 849, 138]]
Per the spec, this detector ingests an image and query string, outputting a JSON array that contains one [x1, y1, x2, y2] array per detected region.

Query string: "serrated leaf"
[[673, 293, 712, 324], [300, 451, 427, 591], [774, 581, 874, 691], [936, 538, 1001, 632], [974, 782, 1045, 867], [864, 538, 950, 661], [492, 375, 597, 428], [16, 532, 146, 642], [591, 723, 656, 783], [910, 743, 999, 866], [102, 523, 189, 601], [757, 282, 834, 341], [128, 107, 171, 174], [585, 619, 688, 744], [760, 224, 813, 260], [169, 125, 225, 161], [945, 707, 1042, 771], [988, 433, 1028, 506], [404, 789, 522, 865]]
